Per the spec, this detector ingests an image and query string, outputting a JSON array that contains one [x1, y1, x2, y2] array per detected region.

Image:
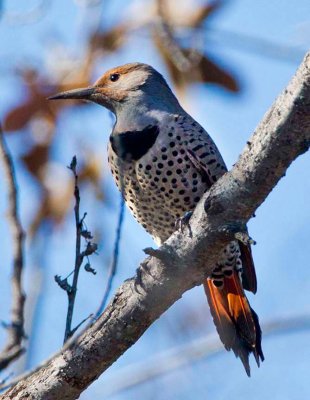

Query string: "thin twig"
[[54, 157, 97, 343], [0, 123, 26, 371], [64, 156, 84, 343], [154, 0, 201, 72], [95, 193, 125, 318], [155, 0, 191, 72]]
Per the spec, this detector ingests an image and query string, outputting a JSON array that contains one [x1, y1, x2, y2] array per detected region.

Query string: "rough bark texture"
[[2, 53, 310, 400]]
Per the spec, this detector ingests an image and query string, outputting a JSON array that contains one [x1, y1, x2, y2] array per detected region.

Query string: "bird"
[[49, 62, 264, 375]]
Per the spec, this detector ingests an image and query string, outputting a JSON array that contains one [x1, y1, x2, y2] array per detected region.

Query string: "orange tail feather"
[[204, 272, 264, 376]]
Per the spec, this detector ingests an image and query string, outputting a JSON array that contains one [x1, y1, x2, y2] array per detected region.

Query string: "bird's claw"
[[134, 267, 144, 294], [134, 261, 151, 294], [175, 211, 193, 237], [235, 231, 257, 246]]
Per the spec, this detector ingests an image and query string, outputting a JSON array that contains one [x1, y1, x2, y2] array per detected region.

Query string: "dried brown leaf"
[[3, 82, 57, 132], [90, 24, 128, 53], [195, 52, 240, 92], [21, 143, 50, 180], [3, 101, 40, 132], [154, 34, 239, 93]]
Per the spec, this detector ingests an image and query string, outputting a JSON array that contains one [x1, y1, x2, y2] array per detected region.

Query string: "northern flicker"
[[49, 62, 264, 375]]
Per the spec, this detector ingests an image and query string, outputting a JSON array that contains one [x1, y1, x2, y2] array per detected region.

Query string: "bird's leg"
[[175, 211, 193, 237]]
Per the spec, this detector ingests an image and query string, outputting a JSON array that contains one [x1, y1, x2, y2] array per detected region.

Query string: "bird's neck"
[[113, 107, 165, 133], [113, 89, 184, 134]]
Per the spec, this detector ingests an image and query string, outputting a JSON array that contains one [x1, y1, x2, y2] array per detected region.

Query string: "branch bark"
[[2, 53, 310, 399]]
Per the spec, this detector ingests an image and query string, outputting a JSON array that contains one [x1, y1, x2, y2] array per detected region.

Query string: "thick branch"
[[2, 53, 310, 400], [0, 124, 26, 371]]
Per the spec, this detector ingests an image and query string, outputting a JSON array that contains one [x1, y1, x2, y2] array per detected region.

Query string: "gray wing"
[[175, 115, 227, 189]]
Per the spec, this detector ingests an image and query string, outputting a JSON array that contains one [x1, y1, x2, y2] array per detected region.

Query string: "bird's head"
[[49, 63, 179, 115]]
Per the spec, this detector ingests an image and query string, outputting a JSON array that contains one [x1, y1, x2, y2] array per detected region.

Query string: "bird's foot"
[[234, 231, 256, 246], [134, 261, 151, 294], [220, 223, 256, 246], [175, 211, 193, 237], [135, 266, 145, 294]]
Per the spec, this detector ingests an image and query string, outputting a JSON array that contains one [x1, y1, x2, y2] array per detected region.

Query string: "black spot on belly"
[[110, 125, 159, 161]]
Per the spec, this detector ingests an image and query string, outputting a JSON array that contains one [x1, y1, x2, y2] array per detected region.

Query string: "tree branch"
[[0, 123, 26, 371], [2, 52, 310, 399]]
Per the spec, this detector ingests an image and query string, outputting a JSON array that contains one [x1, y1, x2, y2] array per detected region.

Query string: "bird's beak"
[[48, 86, 97, 101]]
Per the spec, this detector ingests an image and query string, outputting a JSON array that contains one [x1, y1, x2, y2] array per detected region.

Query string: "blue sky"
[[0, 1, 309, 399]]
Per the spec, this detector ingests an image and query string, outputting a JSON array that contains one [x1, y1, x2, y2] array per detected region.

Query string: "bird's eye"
[[110, 73, 120, 82]]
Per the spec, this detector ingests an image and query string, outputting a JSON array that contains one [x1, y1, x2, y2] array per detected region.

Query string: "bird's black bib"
[[110, 125, 159, 161]]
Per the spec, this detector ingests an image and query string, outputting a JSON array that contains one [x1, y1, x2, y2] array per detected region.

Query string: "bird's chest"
[[107, 124, 206, 241], [107, 126, 164, 215]]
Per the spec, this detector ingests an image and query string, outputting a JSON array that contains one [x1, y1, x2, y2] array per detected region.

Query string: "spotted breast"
[[108, 113, 226, 243]]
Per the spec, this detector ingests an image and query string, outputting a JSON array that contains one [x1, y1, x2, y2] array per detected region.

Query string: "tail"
[[204, 269, 264, 376]]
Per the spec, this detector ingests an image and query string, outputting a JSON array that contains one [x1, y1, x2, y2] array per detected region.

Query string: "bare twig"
[[65, 156, 83, 343], [0, 123, 26, 371], [55, 156, 97, 343], [154, 0, 202, 72], [154, 0, 192, 72], [95, 194, 125, 318]]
